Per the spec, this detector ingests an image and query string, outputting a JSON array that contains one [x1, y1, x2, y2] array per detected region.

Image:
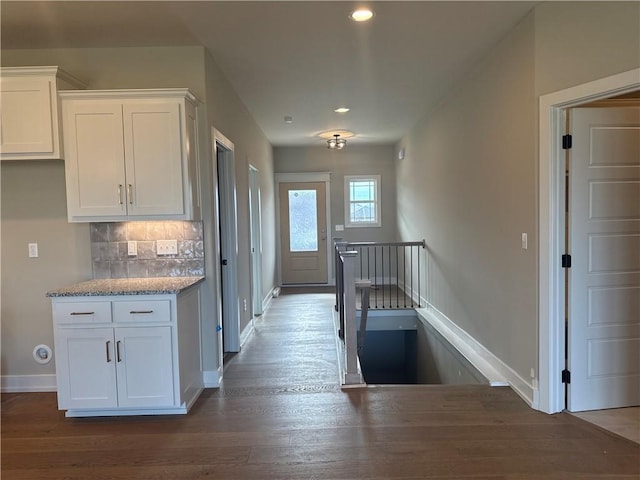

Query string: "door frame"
[[275, 172, 332, 286], [212, 128, 241, 356], [537, 68, 640, 414], [249, 164, 264, 317]]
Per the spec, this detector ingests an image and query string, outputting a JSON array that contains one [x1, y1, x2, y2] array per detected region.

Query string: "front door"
[[279, 182, 328, 284], [567, 105, 640, 411]]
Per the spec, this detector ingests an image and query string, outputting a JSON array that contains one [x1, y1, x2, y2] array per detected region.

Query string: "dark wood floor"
[[2, 293, 639, 479]]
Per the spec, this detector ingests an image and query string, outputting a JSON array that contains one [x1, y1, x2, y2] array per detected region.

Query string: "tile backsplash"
[[91, 221, 205, 279]]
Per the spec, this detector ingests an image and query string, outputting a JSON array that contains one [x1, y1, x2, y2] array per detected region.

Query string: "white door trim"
[[249, 165, 264, 316], [275, 172, 332, 286], [212, 127, 241, 354], [538, 68, 640, 414]]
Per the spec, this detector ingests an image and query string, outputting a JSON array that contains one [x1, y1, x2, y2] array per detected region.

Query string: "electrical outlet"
[[243, 298, 248, 312], [128, 241, 138, 256], [157, 239, 178, 256], [28, 243, 38, 258]]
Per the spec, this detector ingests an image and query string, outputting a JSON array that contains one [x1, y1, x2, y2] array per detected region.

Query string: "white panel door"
[[123, 103, 184, 216], [55, 328, 118, 410], [568, 106, 640, 411], [115, 326, 175, 408]]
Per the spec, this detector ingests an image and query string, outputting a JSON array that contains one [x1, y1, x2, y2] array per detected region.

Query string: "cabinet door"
[[115, 326, 175, 408], [123, 103, 184, 216], [63, 102, 127, 219], [0, 77, 57, 158], [55, 328, 117, 410]]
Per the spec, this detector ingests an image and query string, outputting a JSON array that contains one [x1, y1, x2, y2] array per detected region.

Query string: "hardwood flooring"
[[2, 293, 639, 479]]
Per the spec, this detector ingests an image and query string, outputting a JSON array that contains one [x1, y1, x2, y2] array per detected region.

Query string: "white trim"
[[240, 318, 255, 347], [415, 305, 538, 407], [1, 374, 57, 393], [203, 367, 223, 388], [262, 286, 279, 311], [249, 165, 264, 316], [538, 68, 640, 414], [344, 174, 382, 228], [275, 172, 333, 285]]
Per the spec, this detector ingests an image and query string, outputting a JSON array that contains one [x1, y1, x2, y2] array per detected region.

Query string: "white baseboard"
[[416, 304, 538, 408], [2, 374, 57, 393], [240, 320, 255, 347], [262, 286, 279, 311], [203, 367, 222, 388]]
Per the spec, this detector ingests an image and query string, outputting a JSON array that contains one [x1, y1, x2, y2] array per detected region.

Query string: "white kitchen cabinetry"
[[60, 89, 200, 222], [0, 66, 84, 160], [52, 288, 202, 417]]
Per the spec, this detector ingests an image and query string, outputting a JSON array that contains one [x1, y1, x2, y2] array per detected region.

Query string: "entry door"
[[568, 105, 640, 412], [279, 182, 328, 284]]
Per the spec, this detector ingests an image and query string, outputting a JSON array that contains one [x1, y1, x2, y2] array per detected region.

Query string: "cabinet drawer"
[[113, 300, 171, 323], [53, 301, 112, 324]]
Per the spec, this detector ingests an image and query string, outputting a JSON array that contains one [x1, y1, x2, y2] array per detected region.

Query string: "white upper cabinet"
[[61, 89, 201, 222], [0, 66, 85, 160]]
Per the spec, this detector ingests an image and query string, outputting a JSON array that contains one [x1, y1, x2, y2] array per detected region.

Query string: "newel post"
[[340, 250, 361, 385]]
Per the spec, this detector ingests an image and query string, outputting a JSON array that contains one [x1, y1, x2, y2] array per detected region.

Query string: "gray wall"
[[1, 46, 276, 381], [201, 50, 276, 368], [274, 145, 397, 244], [395, 2, 640, 392], [1, 160, 92, 377]]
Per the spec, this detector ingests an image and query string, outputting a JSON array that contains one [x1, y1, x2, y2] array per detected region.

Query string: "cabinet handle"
[[106, 341, 111, 363], [129, 310, 154, 315], [118, 184, 124, 205], [70, 311, 95, 316], [127, 184, 133, 205], [116, 340, 122, 362]]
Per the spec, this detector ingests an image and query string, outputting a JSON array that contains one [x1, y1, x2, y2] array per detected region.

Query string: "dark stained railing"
[[334, 239, 426, 313]]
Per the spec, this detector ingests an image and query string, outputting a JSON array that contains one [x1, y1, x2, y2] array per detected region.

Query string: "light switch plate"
[[157, 239, 178, 255]]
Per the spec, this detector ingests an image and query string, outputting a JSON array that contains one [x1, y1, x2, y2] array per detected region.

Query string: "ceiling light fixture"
[[327, 134, 347, 150], [350, 8, 374, 22], [334, 107, 350, 113]]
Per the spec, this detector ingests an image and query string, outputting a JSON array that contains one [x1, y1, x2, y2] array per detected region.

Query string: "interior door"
[[568, 105, 640, 412], [279, 182, 328, 284]]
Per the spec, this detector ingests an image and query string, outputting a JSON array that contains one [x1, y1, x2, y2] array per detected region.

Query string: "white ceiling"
[[1, 1, 537, 147]]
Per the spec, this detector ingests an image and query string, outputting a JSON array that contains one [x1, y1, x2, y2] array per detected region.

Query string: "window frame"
[[344, 174, 382, 228]]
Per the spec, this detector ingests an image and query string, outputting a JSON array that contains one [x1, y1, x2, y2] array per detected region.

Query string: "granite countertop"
[[46, 276, 205, 297]]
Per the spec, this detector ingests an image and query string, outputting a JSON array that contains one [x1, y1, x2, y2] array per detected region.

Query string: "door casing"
[[212, 128, 240, 360], [538, 68, 640, 414]]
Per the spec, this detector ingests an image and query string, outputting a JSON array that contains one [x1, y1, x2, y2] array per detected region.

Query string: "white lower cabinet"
[[52, 290, 202, 417]]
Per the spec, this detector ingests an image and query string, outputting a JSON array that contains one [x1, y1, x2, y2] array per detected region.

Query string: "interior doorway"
[[212, 128, 240, 362], [538, 68, 640, 414]]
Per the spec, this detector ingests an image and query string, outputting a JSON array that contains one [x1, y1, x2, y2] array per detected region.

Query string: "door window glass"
[[288, 190, 318, 251]]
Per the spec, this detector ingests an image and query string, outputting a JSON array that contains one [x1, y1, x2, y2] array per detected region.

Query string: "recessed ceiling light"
[[350, 8, 374, 22], [334, 107, 350, 114]]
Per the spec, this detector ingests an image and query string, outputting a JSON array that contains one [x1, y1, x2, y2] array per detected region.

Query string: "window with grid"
[[344, 175, 381, 228]]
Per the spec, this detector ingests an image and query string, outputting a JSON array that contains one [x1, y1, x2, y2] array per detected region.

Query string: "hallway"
[[2, 293, 639, 479]]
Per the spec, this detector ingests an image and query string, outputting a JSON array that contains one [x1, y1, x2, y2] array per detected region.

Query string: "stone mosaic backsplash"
[[90, 221, 205, 279]]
